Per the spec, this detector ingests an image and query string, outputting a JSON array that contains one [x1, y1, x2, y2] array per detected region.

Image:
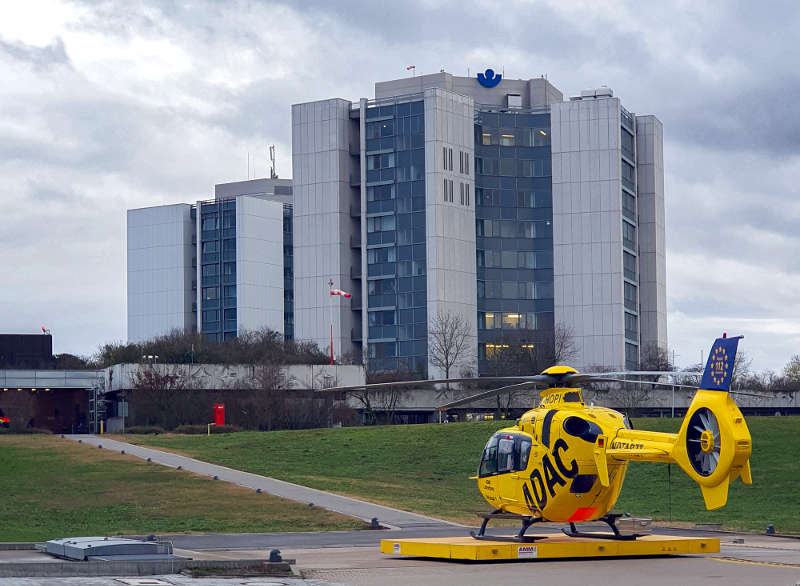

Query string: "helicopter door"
[[479, 433, 533, 477]]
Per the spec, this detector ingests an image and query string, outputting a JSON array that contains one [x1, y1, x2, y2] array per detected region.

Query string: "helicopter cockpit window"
[[479, 433, 533, 477]]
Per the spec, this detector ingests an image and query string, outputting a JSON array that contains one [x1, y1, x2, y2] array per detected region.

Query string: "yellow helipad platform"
[[381, 534, 719, 561]]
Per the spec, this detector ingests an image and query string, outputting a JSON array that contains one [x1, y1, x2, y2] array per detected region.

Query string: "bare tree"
[[731, 350, 752, 391], [428, 311, 471, 397], [639, 343, 674, 371], [552, 322, 578, 365]]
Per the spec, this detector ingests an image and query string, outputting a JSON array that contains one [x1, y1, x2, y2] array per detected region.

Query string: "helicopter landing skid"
[[561, 514, 642, 541], [470, 510, 545, 543]]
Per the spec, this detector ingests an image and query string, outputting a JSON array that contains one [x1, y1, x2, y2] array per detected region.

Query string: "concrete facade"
[[127, 204, 195, 342], [423, 88, 478, 377], [235, 196, 285, 336], [292, 99, 359, 361], [551, 96, 627, 369], [636, 115, 668, 352]]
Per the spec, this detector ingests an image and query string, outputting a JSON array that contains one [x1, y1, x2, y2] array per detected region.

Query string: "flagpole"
[[328, 279, 334, 365]]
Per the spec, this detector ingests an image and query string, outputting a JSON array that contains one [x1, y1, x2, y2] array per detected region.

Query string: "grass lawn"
[[0, 435, 366, 542], [130, 416, 800, 534]]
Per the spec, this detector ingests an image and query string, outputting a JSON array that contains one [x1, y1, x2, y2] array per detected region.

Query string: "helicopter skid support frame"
[[470, 510, 545, 543], [560, 514, 643, 541]]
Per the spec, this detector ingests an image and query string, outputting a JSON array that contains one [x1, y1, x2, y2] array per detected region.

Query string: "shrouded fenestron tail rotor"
[[686, 407, 720, 477]]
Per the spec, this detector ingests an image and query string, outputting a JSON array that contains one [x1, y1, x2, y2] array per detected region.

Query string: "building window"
[[465, 183, 470, 206], [625, 312, 638, 341], [460, 182, 465, 205], [623, 191, 636, 220], [503, 312, 523, 328], [202, 264, 218, 277], [202, 216, 219, 231], [622, 160, 635, 182], [202, 286, 218, 300], [499, 158, 515, 176], [224, 262, 235, 276], [443, 146, 448, 170], [624, 282, 638, 311], [203, 310, 220, 322], [623, 252, 636, 281], [368, 153, 395, 170], [500, 131, 515, 147], [449, 147, 453, 172], [367, 215, 396, 233], [201, 241, 218, 253], [485, 343, 510, 359], [623, 221, 636, 250], [464, 153, 469, 175], [224, 285, 236, 298]]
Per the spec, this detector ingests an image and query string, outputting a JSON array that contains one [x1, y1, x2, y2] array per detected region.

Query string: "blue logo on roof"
[[477, 68, 502, 88]]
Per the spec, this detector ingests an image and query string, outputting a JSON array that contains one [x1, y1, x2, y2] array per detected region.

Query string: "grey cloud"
[[0, 36, 71, 68]]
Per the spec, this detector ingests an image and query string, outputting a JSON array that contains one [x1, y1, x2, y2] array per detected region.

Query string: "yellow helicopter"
[[325, 334, 752, 542]]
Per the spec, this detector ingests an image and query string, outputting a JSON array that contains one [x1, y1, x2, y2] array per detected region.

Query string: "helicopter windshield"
[[479, 433, 532, 477]]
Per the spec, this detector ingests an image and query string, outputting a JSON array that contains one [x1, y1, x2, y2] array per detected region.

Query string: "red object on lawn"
[[213, 403, 225, 427]]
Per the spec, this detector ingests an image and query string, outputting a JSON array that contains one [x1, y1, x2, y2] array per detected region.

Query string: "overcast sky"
[[1, 0, 799, 373]]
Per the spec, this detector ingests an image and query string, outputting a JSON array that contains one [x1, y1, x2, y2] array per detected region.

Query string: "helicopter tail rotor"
[[671, 389, 752, 510]]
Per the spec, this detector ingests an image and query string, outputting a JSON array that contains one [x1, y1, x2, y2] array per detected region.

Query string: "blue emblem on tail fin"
[[699, 335, 743, 391], [477, 68, 502, 88]]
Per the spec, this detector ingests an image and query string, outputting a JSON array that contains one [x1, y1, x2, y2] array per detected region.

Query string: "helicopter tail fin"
[[671, 335, 753, 510]]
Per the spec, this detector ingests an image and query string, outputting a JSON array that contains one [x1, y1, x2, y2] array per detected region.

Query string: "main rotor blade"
[[315, 375, 553, 393], [435, 381, 541, 412]]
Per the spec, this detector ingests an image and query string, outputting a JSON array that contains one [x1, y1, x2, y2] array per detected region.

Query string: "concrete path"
[[66, 435, 461, 530]]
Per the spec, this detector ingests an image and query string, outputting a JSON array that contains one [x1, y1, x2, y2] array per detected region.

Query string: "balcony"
[[350, 235, 362, 248]]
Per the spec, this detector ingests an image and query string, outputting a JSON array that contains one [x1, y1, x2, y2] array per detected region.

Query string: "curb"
[[0, 558, 295, 578]]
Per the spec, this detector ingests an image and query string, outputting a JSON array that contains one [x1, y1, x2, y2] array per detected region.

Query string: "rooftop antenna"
[[269, 145, 278, 179]]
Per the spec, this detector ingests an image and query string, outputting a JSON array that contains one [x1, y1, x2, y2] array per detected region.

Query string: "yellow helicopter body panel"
[[477, 387, 632, 522]]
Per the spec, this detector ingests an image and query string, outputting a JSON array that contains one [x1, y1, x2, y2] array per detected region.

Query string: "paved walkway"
[[65, 435, 460, 530]]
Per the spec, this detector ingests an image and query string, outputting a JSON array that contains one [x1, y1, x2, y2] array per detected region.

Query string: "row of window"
[[481, 343, 538, 360], [202, 285, 236, 301], [476, 219, 552, 239], [476, 157, 551, 177], [201, 239, 235, 253], [477, 189, 551, 209], [203, 309, 236, 322], [442, 179, 471, 206], [202, 263, 236, 277], [477, 249, 553, 270], [201, 215, 235, 231], [478, 311, 542, 330], [368, 339, 428, 359], [365, 113, 424, 137], [477, 280, 554, 300], [479, 127, 550, 147]]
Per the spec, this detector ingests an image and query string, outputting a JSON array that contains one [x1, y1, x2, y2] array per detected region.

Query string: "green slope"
[[132, 416, 799, 533]]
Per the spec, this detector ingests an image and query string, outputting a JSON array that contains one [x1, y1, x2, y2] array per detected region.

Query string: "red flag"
[[330, 289, 351, 298]]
